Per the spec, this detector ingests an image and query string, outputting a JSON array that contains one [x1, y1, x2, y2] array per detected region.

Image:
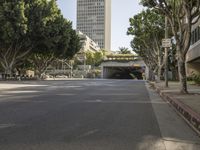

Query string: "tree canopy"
[[0, 0, 81, 78], [140, 0, 200, 93], [128, 9, 165, 80], [85, 51, 104, 67], [0, 0, 30, 74], [118, 47, 132, 54]]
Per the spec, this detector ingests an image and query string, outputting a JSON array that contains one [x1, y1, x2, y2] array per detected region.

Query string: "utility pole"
[[164, 16, 169, 87]]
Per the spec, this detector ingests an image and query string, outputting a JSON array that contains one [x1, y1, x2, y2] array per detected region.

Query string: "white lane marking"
[[50, 86, 82, 88], [0, 95, 9, 97], [96, 99, 102, 102], [0, 84, 47, 90], [77, 129, 99, 138], [56, 93, 76, 96], [3, 91, 40, 94], [0, 124, 16, 129]]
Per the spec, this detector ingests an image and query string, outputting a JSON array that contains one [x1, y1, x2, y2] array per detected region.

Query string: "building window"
[[191, 25, 200, 45]]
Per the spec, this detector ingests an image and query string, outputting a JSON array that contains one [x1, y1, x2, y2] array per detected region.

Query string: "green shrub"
[[129, 73, 136, 79], [191, 72, 200, 85], [187, 76, 193, 81]]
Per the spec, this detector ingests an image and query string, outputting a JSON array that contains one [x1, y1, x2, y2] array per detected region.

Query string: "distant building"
[[77, 0, 111, 50], [77, 31, 100, 53], [186, 19, 200, 75]]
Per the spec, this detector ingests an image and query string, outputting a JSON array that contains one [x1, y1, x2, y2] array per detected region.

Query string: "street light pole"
[[164, 16, 169, 87]]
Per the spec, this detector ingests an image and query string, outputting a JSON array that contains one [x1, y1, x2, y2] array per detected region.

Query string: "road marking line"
[[77, 129, 99, 138], [0, 124, 16, 129]]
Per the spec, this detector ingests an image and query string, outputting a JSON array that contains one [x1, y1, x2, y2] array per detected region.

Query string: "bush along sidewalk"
[[191, 72, 200, 86]]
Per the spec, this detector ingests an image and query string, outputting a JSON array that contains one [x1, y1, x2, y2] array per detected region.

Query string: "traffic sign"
[[162, 38, 172, 48]]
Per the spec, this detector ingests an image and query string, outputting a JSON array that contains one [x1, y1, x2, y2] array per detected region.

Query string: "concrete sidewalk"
[[150, 81, 200, 136]]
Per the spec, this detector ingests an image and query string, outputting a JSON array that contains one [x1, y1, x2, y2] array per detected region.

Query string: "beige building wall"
[[77, 0, 111, 50], [187, 63, 200, 75], [186, 19, 200, 76]]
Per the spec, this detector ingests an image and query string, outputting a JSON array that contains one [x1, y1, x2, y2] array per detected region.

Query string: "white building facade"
[[77, 0, 111, 50], [77, 31, 100, 53]]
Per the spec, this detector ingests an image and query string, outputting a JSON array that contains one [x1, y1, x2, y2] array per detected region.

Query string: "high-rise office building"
[[77, 0, 111, 50]]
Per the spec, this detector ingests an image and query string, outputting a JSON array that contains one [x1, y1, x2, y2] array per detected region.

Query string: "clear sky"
[[56, 0, 144, 51]]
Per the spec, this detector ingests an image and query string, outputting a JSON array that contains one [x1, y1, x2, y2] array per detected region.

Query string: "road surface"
[[0, 80, 199, 150]]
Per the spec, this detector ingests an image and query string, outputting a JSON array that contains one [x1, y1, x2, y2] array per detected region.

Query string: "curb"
[[149, 82, 200, 136]]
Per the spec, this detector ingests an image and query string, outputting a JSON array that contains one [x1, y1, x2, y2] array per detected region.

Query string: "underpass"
[[102, 66, 143, 79], [100, 55, 146, 79]]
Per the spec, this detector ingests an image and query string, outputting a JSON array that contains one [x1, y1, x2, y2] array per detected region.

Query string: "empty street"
[[0, 80, 199, 150]]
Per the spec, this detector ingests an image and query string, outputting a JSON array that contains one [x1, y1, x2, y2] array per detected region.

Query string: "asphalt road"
[[0, 80, 199, 150]]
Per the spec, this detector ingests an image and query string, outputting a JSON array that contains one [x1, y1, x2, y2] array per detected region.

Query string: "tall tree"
[[140, 0, 200, 93], [128, 9, 165, 81], [85, 51, 94, 66], [93, 51, 104, 66], [0, 0, 80, 79], [118, 47, 132, 54], [26, 0, 75, 78], [0, 0, 31, 77], [63, 29, 81, 60], [84, 51, 104, 67]]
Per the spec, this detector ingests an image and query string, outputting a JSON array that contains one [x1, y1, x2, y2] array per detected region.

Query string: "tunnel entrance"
[[103, 66, 143, 79]]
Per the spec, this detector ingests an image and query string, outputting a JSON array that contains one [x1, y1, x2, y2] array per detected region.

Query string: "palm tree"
[[118, 47, 132, 54]]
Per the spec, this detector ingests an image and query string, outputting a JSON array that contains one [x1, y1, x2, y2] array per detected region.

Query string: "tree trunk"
[[4, 66, 12, 80], [148, 66, 155, 81], [157, 51, 162, 82], [157, 66, 162, 82], [171, 66, 178, 81], [5, 67, 11, 75], [178, 60, 188, 93], [175, 40, 188, 93], [35, 68, 44, 80], [177, 55, 188, 93]]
